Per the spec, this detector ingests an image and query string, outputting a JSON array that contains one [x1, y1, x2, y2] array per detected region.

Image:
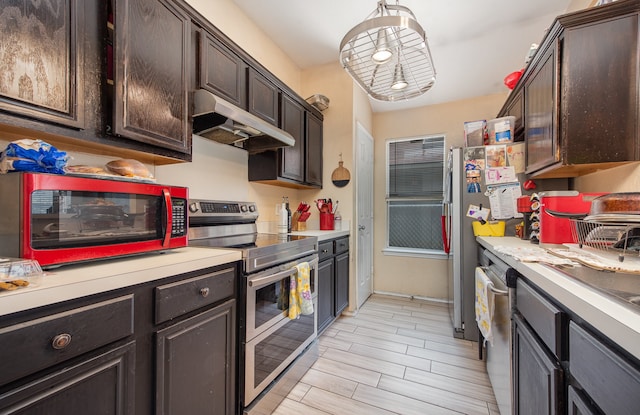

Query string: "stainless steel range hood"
[[192, 89, 295, 154]]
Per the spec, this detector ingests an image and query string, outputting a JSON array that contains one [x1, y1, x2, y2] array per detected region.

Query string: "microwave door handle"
[[162, 189, 173, 247]]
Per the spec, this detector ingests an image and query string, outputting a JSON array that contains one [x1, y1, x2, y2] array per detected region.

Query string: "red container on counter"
[[320, 213, 334, 230], [539, 191, 606, 244]]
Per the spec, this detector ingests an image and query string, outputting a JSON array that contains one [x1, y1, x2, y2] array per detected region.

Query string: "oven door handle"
[[248, 258, 319, 288]]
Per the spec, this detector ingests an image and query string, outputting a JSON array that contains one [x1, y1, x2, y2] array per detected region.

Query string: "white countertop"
[[0, 247, 241, 317], [290, 229, 350, 241], [478, 236, 640, 360]]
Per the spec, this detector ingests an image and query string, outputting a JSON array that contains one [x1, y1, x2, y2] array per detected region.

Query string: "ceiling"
[[232, 0, 573, 112]]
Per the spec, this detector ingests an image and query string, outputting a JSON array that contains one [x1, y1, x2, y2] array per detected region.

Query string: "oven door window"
[[252, 313, 315, 388], [255, 277, 290, 328], [30, 190, 161, 249]]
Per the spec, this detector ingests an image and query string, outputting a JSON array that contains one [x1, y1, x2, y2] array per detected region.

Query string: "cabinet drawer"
[[318, 241, 334, 261], [334, 237, 349, 255], [516, 279, 566, 359], [155, 267, 235, 324], [0, 295, 134, 385], [569, 322, 640, 415]]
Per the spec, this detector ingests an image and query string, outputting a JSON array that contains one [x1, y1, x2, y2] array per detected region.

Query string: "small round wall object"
[[331, 157, 351, 188]]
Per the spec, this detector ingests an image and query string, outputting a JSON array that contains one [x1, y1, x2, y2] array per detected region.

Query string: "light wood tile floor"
[[273, 294, 499, 415]]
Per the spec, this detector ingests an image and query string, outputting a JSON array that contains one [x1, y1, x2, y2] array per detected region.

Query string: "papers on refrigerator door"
[[486, 183, 523, 219], [467, 204, 491, 222]]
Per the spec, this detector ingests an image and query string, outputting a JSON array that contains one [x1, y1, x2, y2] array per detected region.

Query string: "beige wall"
[[371, 93, 508, 300]]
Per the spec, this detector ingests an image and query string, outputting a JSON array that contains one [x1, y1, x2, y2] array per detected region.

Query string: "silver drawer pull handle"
[[52, 333, 72, 350], [322, 249, 329, 253], [200, 287, 210, 297]]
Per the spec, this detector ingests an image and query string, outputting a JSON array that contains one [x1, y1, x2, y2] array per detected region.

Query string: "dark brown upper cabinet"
[[305, 111, 323, 187], [280, 93, 305, 182], [248, 93, 323, 189], [248, 67, 279, 125], [0, 0, 84, 129], [500, 1, 640, 178], [112, 0, 191, 154], [199, 29, 247, 108]]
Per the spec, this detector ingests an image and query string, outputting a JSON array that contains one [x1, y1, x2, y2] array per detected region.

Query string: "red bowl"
[[504, 69, 524, 89]]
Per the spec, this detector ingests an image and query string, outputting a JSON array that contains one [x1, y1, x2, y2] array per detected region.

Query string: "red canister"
[[517, 196, 532, 213]]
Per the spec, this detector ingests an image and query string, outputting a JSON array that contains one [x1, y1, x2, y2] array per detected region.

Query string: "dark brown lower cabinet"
[[513, 314, 564, 415], [156, 299, 235, 415], [512, 276, 640, 415], [0, 263, 239, 415], [0, 342, 135, 414], [317, 237, 350, 334]]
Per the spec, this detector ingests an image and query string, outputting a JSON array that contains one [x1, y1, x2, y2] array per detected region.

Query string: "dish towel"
[[475, 267, 495, 346], [288, 262, 314, 319]]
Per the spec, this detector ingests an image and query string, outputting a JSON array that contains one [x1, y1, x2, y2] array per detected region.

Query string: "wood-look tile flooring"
[[273, 294, 498, 415]]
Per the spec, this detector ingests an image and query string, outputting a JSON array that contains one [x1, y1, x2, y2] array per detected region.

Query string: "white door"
[[356, 122, 374, 308]]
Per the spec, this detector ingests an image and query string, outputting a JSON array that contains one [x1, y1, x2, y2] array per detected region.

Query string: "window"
[[386, 135, 445, 255]]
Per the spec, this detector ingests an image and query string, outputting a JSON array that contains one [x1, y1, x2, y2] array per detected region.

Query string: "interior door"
[[356, 123, 374, 308]]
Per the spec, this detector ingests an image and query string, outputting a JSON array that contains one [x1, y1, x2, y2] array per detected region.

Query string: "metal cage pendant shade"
[[340, 0, 436, 101]]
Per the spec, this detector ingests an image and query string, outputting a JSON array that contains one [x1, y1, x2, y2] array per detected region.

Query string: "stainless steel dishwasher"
[[477, 248, 516, 415]]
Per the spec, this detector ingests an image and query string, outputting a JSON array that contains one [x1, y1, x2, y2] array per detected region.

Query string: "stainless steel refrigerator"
[[445, 147, 486, 341], [444, 146, 567, 341]]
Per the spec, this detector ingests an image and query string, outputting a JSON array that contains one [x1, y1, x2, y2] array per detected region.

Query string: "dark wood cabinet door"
[[525, 44, 559, 175], [334, 251, 349, 316], [199, 30, 247, 108], [305, 112, 323, 187], [0, 342, 135, 415], [0, 0, 84, 129], [317, 258, 335, 334], [248, 68, 278, 125], [513, 314, 563, 415], [156, 299, 236, 415], [567, 386, 599, 415], [561, 14, 638, 164], [280, 94, 305, 182], [113, 0, 191, 154]]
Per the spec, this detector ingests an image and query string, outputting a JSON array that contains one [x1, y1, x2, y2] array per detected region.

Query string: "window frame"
[[384, 134, 447, 259]]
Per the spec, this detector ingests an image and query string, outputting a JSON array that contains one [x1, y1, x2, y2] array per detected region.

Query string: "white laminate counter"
[[0, 247, 242, 317], [290, 229, 350, 242], [478, 236, 640, 360]]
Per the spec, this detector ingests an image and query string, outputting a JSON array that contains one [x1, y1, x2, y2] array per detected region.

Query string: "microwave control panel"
[[171, 198, 187, 236]]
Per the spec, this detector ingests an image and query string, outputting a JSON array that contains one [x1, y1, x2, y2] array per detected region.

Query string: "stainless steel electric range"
[[187, 199, 320, 415]]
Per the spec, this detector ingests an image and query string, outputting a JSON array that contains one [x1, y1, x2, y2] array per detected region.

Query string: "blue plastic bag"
[[0, 139, 68, 174]]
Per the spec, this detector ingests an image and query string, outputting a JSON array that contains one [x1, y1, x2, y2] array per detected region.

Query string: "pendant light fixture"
[[339, 0, 436, 101]]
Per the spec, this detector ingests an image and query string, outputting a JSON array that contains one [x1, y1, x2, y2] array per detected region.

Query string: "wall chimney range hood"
[[192, 89, 295, 153]]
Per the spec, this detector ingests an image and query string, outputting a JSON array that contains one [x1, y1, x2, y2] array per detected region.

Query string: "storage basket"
[[472, 221, 506, 237], [569, 219, 640, 262]]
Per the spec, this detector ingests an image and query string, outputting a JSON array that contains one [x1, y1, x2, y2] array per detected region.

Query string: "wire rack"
[[570, 219, 640, 262]]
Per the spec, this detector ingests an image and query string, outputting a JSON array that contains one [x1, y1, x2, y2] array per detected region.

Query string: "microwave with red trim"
[[0, 172, 188, 268]]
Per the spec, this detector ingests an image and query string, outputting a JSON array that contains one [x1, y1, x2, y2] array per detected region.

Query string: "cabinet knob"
[[51, 333, 72, 350], [199, 287, 210, 297], [358, 225, 365, 231], [322, 249, 329, 253]]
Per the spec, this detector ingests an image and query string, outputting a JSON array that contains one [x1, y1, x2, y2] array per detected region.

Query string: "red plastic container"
[[539, 191, 606, 244], [320, 213, 334, 230]]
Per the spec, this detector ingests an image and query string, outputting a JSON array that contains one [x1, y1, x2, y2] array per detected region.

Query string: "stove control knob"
[[240, 204, 248, 212], [248, 204, 256, 212], [189, 203, 199, 213]]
